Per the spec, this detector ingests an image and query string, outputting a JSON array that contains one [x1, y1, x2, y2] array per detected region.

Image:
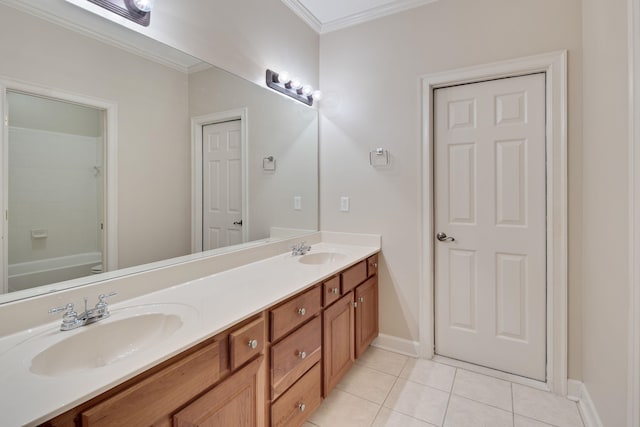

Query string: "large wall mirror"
[[0, 2, 318, 303]]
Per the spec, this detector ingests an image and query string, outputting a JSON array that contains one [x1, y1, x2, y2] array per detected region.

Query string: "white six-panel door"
[[434, 73, 547, 381], [202, 120, 243, 251]]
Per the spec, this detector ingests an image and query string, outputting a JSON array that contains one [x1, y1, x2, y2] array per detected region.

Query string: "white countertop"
[[0, 237, 379, 427]]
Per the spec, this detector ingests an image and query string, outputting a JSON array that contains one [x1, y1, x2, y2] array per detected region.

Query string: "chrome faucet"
[[49, 292, 117, 331], [291, 241, 312, 256]]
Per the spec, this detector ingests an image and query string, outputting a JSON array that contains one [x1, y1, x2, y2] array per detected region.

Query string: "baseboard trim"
[[567, 380, 604, 427], [372, 333, 420, 358]]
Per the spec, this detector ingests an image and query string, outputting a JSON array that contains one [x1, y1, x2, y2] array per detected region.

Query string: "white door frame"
[[191, 108, 248, 253], [0, 76, 118, 293], [628, 0, 640, 424], [420, 51, 568, 395]]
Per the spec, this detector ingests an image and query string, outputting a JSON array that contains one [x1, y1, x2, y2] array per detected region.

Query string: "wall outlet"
[[340, 196, 350, 212], [294, 196, 302, 210]]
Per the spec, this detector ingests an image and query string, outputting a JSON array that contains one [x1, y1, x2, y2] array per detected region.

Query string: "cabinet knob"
[[297, 307, 306, 316], [370, 262, 378, 269], [248, 339, 258, 349], [298, 350, 307, 359], [331, 287, 339, 294], [352, 302, 358, 308], [359, 297, 364, 303], [298, 402, 306, 412]]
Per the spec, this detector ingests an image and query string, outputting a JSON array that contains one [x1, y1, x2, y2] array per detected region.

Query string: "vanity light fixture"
[[266, 69, 322, 106], [86, 0, 154, 27]]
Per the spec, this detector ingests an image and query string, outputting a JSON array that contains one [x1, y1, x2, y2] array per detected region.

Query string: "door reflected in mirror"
[[201, 119, 244, 250]]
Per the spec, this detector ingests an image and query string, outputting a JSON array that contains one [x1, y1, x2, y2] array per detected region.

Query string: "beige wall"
[[581, 0, 630, 425], [318, 0, 584, 379]]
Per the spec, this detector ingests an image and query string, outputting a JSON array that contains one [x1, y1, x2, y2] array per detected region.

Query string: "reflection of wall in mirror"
[[0, 3, 192, 270], [188, 66, 319, 242], [7, 92, 104, 292]]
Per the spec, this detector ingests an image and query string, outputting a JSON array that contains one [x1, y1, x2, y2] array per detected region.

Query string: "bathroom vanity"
[[0, 233, 380, 427]]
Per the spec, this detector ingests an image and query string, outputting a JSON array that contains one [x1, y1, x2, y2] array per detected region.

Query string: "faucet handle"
[[49, 302, 75, 315], [97, 292, 117, 303], [49, 303, 82, 331], [95, 292, 117, 317]]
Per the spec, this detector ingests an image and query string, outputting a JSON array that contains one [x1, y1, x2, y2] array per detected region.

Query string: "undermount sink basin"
[[298, 251, 347, 265], [30, 306, 192, 377]]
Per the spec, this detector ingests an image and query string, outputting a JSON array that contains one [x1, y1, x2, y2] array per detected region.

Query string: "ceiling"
[[282, 0, 438, 34]]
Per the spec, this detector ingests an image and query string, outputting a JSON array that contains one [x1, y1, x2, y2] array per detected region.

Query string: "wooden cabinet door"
[[323, 292, 354, 397], [81, 341, 221, 427], [355, 277, 379, 359], [173, 355, 265, 427]]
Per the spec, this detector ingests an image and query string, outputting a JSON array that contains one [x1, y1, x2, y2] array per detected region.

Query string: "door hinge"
[[4, 116, 8, 127]]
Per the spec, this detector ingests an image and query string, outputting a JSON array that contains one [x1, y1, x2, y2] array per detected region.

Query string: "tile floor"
[[304, 347, 585, 427]]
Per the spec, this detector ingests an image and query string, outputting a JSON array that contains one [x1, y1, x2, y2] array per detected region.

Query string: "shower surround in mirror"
[[0, 3, 318, 301], [7, 93, 105, 292]]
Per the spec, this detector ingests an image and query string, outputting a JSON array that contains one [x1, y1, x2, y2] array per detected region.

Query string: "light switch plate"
[[294, 196, 302, 210], [340, 196, 350, 212]]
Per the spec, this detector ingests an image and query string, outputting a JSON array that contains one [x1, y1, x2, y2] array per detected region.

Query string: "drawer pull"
[[297, 350, 307, 359], [248, 339, 259, 349], [331, 287, 339, 294], [297, 307, 306, 316], [298, 402, 306, 412]]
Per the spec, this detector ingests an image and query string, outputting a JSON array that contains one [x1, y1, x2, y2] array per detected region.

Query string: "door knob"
[[436, 232, 455, 242], [233, 220, 243, 226]]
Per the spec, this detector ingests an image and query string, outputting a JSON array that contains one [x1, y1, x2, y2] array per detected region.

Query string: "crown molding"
[[282, 0, 438, 34], [0, 0, 200, 73], [280, 0, 322, 33]]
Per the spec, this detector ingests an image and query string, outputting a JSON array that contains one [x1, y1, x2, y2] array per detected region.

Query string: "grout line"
[[515, 413, 560, 427], [369, 404, 383, 427], [441, 367, 457, 426], [447, 369, 515, 414], [355, 355, 410, 377], [353, 360, 406, 378], [401, 375, 459, 395], [381, 375, 401, 409], [511, 381, 515, 426], [336, 386, 386, 407]]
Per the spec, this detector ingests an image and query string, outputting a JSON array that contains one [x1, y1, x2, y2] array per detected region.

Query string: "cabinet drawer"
[[271, 362, 322, 427], [271, 315, 321, 399], [341, 260, 367, 294], [81, 341, 220, 426], [367, 254, 378, 278], [270, 286, 321, 341], [323, 275, 341, 307], [229, 316, 265, 370]]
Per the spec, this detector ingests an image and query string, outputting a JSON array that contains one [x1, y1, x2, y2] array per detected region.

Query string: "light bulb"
[[312, 90, 323, 101], [290, 79, 303, 90], [132, 0, 155, 12], [277, 71, 291, 84], [301, 85, 314, 96]]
